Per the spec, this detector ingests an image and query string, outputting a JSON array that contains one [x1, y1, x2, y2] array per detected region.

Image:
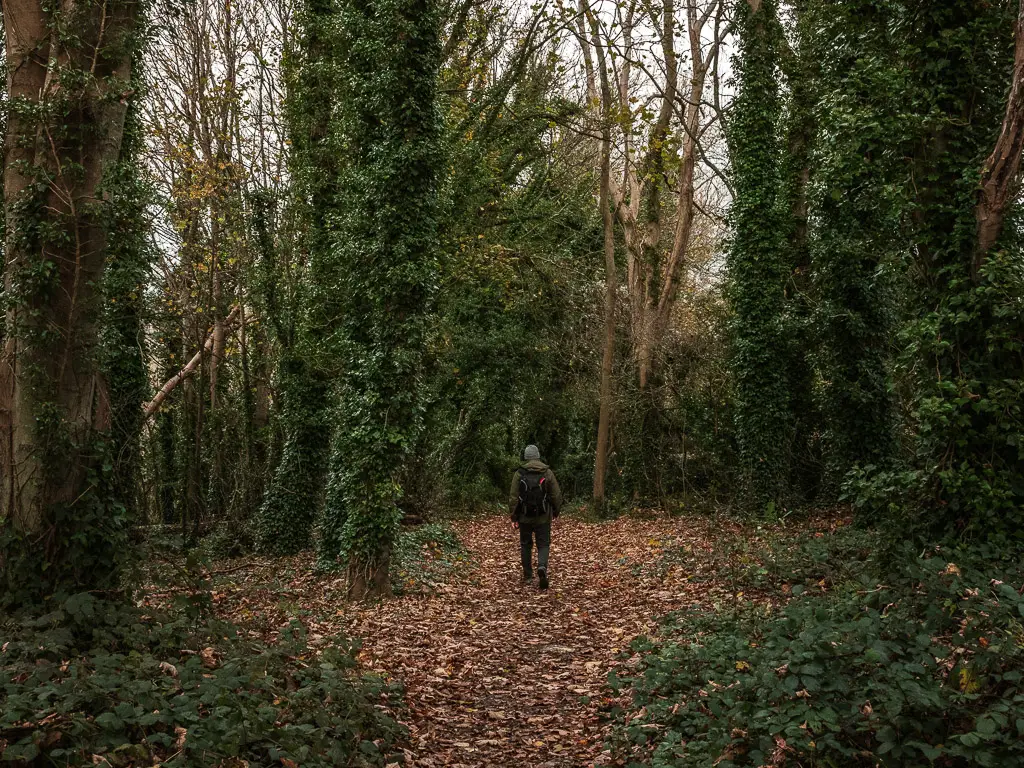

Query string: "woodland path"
[[343, 514, 745, 768]]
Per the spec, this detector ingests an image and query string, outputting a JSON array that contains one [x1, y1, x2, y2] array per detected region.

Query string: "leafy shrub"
[[729, 524, 878, 594], [651, 520, 877, 596], [391, 522, 467, 594], [612, 548, 1024, 767], [1, 594, 403, 766], [842, 252, 1024, 550]]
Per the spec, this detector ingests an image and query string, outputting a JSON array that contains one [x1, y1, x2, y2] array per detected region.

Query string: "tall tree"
[[811, 0, 1023, 541], [806, 0, 897, 487], [726, 0, 793, 509], [0, 0, 144, 595], [895, 0, 1024, 539], [580, 0, 618, 513], [254, 0, 339, 554], [575, 0, 726, 390], [316, 0, 442, 598]]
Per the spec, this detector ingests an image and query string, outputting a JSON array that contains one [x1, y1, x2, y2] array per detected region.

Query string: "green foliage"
[[805, 0, 900, 487], [252, 0, 344, 554], [101, 102, 155, 516], [726, 0, 796, 511], [390, 522, 468, 594], [1, 596, 402, 766], [0, 455, 129, 608], [829, 0, 1024, 543], [847, 251, 1024, 542], [316, 0, 443, 580], [778, 1, 825, 500], [255, 353, 330, 555], [612, 536, 1024, 767], [652, 520, 878, 596], [0, 0, 148, 599], [611, 295, 737, 505], [407, 35, 603, 513]]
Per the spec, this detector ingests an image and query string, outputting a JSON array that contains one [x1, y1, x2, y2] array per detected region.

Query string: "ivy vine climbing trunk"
[[778, 1, 822, 495], [826, 0, 1024, 540], [254, 0, 340, 555], [726, 0, 793, 510], [102, 105, 153, 521], [316, 0, 442, 599], [0, 0, 143, 595], [806, 0, 896, 488]]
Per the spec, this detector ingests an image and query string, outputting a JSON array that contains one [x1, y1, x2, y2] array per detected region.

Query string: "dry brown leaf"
[[198, 513, 826, 768], [200, 647, 217, 668]]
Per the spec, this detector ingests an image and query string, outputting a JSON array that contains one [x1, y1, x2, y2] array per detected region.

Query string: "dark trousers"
[[519, 521, 551, 575]]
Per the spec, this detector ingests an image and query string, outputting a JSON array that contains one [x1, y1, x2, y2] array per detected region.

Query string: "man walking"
[[510, 445, 563, 590]]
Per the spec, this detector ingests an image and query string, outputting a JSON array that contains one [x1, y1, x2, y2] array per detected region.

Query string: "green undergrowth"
[[611, 527, 1024, 767], [646, 515, 877, 597], [391, 522, 467, 595], [1, 592, 403, 767]]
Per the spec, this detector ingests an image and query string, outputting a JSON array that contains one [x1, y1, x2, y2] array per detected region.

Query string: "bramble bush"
[[1, 594, 403, 766], [611, 532, 1024, 767]]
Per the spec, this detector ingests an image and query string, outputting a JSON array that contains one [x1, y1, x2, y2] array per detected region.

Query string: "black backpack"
[[518, 469, 548, 519]]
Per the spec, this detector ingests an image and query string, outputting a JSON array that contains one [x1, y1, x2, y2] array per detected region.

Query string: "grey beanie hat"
[[523, 444, 541, 461]]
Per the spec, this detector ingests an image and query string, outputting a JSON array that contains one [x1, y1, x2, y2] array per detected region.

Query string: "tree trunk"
[[143, 306, 241, 419], [590, 0, 617, 513], [0, 0, 139, 586], [974, 0, 1024, 272], [346, 547, 392, 600]]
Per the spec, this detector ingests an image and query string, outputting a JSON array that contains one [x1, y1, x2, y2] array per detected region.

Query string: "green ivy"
[[0, 0, 149, 602], [101, 98, 155, 524], [315, 0, 443, 595], [726, 0, 795, 511], [806, 0, 900, 487], [833, 0, 1024, 545], [254, 0, 343, 554], [611, 532, 1024, 766]]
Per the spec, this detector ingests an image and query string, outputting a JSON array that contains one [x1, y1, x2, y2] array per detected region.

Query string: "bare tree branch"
[[143, 306, 242, 420]]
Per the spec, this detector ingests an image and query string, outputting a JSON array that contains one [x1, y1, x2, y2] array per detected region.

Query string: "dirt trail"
[[345, 515, 737, 768]]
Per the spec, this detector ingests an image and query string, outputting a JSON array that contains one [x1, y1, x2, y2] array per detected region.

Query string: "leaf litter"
[[204, 512, 799, 767]]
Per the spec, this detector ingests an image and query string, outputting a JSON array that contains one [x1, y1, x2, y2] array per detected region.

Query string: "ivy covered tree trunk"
[[254, 0, 340, 554], [726, 0, 794, 510], [102, 106, 153, 519], [0, 0, 142, 597], [256, 353, 330, 553], [316, 0, 441, 598], [806, 0, 896, 488], [816, 0, 1024, 540], [776, 0, 824, 496], [897, 0, 1024, 539]]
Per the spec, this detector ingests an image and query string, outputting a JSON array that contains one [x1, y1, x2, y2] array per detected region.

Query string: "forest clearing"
[[3, 0, 1024, 764]]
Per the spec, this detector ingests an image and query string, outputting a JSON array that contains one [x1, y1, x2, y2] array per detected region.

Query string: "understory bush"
[[1, 594, 403, 766], [612, 535, 1024, 767], [391, 522, 467, 594]]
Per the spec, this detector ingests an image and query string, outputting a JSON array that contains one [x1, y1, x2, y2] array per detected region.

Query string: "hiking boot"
[[522, 569, 533, 583], [538, 568, 548, 590]]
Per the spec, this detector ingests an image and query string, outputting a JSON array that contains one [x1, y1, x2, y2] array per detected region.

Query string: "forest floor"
[[208, 513, 794, 768]]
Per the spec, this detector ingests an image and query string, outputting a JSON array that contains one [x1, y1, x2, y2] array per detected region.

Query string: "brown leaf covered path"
[[344, 514, 738, 768]]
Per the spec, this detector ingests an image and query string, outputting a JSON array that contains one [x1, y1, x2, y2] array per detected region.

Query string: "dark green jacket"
[[509, 459, 563, 524]]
